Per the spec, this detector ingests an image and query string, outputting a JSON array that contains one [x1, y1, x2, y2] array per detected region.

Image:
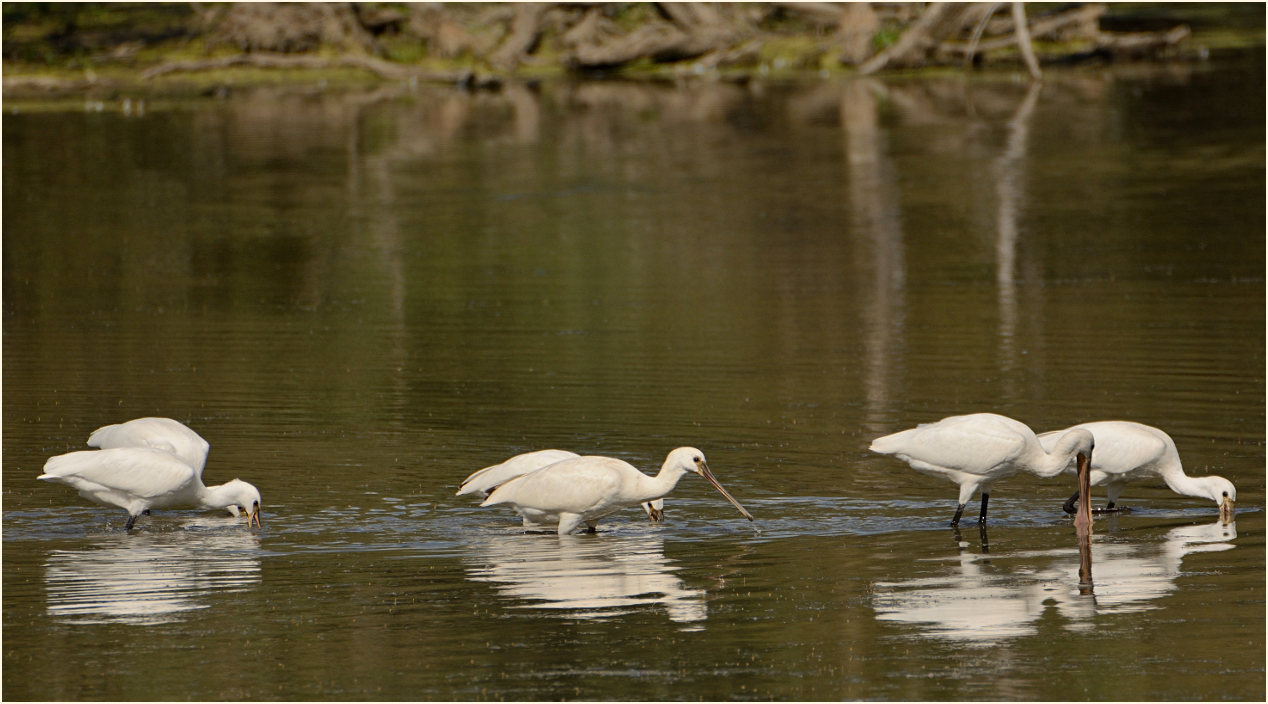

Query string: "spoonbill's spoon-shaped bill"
[[459, 449, 665, 522], [869, 413, 1094, 526], [480, 447, 752, 535], [1037, 420, 1235, 522]]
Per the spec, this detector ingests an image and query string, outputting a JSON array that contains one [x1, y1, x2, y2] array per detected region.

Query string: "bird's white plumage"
[[489, 458, 627, 514], [479, 447, 751, 535], [460, 449, 665, 522], [40, 418, 262, 530], [457, 450, 580, 496], [42, 448, 198, 507], [87, 417, 210, 477], [870, 414, 1032, 480], [870, 413, 1095, 525], [1037, 420, 1236, 516]]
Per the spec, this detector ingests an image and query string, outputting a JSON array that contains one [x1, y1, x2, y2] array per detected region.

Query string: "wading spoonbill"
[[458, 449, 664, 521], [40, 418, 262, 530], [869, 413, 1094, 526], [480, 447, 751, 535], [1037, 420, 1235, 522]]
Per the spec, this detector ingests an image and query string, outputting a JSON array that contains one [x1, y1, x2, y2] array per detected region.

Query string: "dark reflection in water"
[[4, 59, 1264, 701]]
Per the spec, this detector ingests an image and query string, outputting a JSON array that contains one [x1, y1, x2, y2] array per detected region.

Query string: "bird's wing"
[[457, 450, 579, 495], [41, 448, 197, 499], [483, 458, 626, 514], [88, 418, 210, 478], [873, 415, 1027, 475]]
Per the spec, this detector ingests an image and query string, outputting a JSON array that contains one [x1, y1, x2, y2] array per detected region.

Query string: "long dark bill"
[[1073, 450, 1093, 535], [699, 462, 755, 521]]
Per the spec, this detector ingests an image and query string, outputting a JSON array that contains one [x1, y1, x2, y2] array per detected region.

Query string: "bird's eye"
[[1222, 491, 1229, 498], [693, 456, 702, 463]]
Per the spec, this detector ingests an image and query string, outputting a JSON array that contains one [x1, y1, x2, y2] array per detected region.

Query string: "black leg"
[[950, 502, 966, 526], [978, 493, 990, 523], [979, 522, 990, 553], [1062, 490, 1080, 515]]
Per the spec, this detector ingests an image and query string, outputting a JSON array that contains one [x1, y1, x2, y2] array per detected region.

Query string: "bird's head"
[[643, 498, 665, 522], [665, 447, 754, 522], [1064, 427, 1095, 460], [1052, 427, 1095, 478], [1207, 476, 1236, 523], [222, 479, 263, 528]]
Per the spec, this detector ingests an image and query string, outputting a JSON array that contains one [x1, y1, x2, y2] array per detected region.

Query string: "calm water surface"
[[4, 58, 1264, 700]]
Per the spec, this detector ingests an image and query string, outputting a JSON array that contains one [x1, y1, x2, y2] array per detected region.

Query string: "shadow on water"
[[872, 518, 1238, 643]]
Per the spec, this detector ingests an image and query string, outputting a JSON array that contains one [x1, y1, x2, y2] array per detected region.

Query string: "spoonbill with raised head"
[[458, 449, 664, 521], [869, 413, 1094, 526], [479, 447, 751, 535], [1037, 420, 1235, 522]]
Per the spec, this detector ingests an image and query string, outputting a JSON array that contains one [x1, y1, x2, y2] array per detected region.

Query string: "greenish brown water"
[[4, 59, 1264, 700]]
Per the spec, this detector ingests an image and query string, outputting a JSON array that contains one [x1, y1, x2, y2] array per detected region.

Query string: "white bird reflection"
[[464, 532, 707, 627], [44, 518, 261, 625], [873, 520, 1236, 643]]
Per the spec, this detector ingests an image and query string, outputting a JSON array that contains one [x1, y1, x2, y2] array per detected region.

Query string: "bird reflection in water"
[[464, 532, 707, 627], [44, 517, 261, 625], [872, 519, 1237, 642]]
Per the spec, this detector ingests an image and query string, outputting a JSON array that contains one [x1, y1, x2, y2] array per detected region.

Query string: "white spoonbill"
[[458, 449, 664, 521], [480, 447, 752, 535], [869, 413, 1094, 526], [87, 417, 210, 475], [40, 418, 262, 530], [1037, 420, 1235, 522]]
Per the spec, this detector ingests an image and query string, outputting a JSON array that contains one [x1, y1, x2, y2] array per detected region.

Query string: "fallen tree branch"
[[1096, 24, 1191, 56], [489, 3, 550, 71], [859, 2, 961, 75], [946, 3, 1106, 57], [1011, 2, 1041, 79], [140, 53, 477, 85], [963, 2, 1004, 68]]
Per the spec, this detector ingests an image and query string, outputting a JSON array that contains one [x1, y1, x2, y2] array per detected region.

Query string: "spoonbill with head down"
[[869, 413, 1094, 526], [458, 449, 664, 521], [479, 447, 751, 535], [39, 418, 262, 530], [1037, 420, 1235, 522]]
